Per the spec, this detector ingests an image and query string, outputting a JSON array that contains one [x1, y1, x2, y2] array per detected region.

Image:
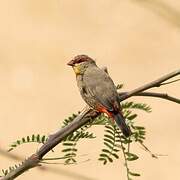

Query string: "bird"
[[67, 55, 131, 137]]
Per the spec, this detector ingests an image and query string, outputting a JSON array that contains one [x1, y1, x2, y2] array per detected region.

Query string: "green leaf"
[[62, 148, 73, 152], [100, 154, 113, 163], [104, 142, 113, 150], [122, 101, 151, 112], [63, 142, 74, 146], [8, 148, 13, 152], [8, 134, 48, 151], [104, 134, 115, 141], [134, 126, 145, 130], [64, 153, 76, 157], [98, 158, 108, 165], [104, 138, 114, 146], [103, 160, 107, 165], [41, 135, 46, 143], [27, 136, 30, 142], [65, 158, 76, 164], [16, 140, 21, 145], [105, 125, 114, 131], [32, 134, 35, 141], [111, 153, 119, 159], [129, 171, 140, 176], [22, 138, 26, 143], [116, 84, 124, 89], [36, 134, 40, 142], [105, 129, 115, 136], [113, 148, 120, 152], [126, 152, 139, 161], [102, 149, 111, 154], [71, 148, 77, 152], [127, 114, 137, 120]]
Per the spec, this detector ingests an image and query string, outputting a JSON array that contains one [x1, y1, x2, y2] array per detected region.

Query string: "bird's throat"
[[73, 66, 81, 75]]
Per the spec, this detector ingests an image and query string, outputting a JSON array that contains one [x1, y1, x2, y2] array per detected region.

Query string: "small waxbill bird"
[[67, 55, 131, 137]]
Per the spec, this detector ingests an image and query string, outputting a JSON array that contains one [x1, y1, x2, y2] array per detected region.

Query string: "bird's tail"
[[113, 112, 131, 137]]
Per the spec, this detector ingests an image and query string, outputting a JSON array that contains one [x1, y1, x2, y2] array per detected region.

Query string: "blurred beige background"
[[0, 0, 180, 180]]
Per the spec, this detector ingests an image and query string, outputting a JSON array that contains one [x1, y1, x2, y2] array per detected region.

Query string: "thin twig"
[[160, 78, 180, 86], [120, 136, 130, 180], [0, 147, 93, 179], [119, 69, 180, 101], [1, 69, 180, 180], [119, 91, 180, 104]]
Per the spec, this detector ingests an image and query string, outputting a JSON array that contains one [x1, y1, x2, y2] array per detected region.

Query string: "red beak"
[[67, 60, 74, 66]]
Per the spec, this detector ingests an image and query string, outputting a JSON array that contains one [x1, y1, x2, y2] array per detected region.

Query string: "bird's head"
[[67, 55, 95, 75]]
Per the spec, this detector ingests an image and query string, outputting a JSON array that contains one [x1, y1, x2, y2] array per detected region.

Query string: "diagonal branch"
[[1, 69, 180, 180]]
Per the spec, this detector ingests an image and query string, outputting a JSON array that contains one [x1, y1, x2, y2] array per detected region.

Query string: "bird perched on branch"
[[67, 55, 131, 137]]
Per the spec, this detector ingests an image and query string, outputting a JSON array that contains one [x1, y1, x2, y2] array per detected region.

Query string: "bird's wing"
[[83, 66, 120, 112]]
